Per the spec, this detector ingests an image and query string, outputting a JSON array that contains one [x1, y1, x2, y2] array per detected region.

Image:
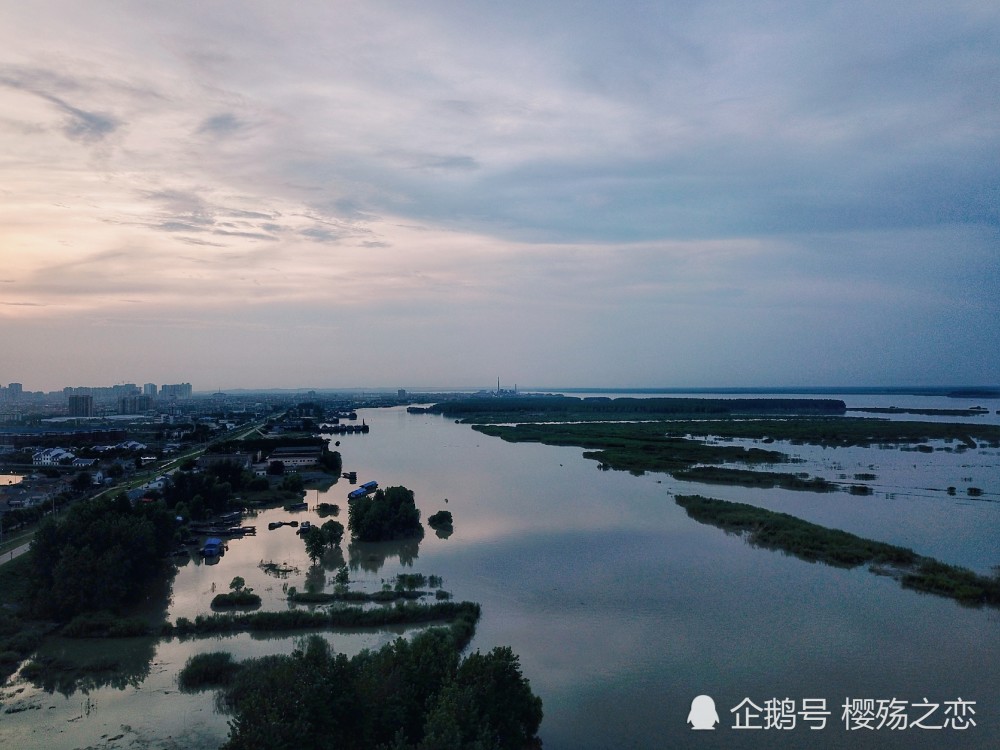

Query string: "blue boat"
[[348, 480, 379, 500], [202, 537, 224, 557]]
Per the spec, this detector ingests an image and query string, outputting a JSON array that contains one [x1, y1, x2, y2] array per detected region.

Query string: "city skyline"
[[1, 2, 998, 391]]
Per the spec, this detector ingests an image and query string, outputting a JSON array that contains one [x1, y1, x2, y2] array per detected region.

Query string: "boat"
[[348, 479, 379, 500]]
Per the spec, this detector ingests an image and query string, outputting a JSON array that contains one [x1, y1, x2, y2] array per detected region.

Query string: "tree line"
[[182, 628, 543, 750]]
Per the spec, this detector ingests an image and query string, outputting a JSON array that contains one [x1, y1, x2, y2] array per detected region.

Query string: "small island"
[[427, 509, 453, 530], [348, 485, 424, 542]]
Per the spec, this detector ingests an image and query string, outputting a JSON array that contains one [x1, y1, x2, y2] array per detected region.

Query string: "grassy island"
[[472, 421, 834, 491], [467, 413, 1000, 491], [675, 495, 1000, 606]]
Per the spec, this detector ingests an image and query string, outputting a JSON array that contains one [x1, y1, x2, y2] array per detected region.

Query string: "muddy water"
[[1, 401, 998, 749]]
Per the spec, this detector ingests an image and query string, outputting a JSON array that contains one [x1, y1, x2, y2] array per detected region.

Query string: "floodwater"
[[1, 397, 998, 749]]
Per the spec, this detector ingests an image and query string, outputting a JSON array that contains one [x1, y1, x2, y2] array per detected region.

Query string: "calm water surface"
[[1, 398, 998, 749]]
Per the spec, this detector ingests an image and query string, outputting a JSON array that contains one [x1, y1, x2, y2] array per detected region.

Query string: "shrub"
[[179, 652, 242, 690]]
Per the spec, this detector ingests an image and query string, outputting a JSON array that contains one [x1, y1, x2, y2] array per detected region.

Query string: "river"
[[1, 396, 998, 749]]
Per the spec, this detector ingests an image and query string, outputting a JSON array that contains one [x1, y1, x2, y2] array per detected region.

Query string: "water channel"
[[1, 395, 998, 748]]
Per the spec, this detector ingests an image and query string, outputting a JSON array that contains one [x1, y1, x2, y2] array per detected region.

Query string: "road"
[[4, 541, 31, 564]]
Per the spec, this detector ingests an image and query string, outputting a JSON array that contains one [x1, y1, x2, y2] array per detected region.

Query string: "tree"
[[71, 471, 93, 492], [334, 565, 349, 587], [348, 486, 423, 542], [281, 473, 304, 493], [321, 520, 344, 547], [216, 630, 543, 750], [28, 494, 176, 620], [319, 449, 342, 474], [303, 527, 327, 564]]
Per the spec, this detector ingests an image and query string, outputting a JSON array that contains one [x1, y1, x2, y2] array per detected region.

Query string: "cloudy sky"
[[1, 1, 997, 392]]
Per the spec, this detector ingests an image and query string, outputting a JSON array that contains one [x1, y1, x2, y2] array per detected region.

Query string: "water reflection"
[[347, 537, 421, 572], [317, 545, 347, 571], [23, 635, 157, 697]]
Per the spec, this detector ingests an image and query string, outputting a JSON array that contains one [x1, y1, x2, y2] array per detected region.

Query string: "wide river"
[[2, 393, 998, 749]]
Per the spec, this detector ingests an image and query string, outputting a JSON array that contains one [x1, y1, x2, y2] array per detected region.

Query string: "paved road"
[[4, 541, 31, 564]]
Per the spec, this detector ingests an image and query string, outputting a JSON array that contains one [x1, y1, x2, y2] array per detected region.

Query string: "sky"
[[1, 1, 997, 392]]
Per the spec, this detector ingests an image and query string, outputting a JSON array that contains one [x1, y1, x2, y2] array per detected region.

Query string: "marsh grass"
[[165, 601, 481, 643], [672, 466, 836, 492], [210, 591, 262, 610], [676, 495, 1000, 606]]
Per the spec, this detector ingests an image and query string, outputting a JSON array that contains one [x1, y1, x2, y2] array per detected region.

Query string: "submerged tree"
[[210, 630, 543, 750], [348, 486, 423, 542]]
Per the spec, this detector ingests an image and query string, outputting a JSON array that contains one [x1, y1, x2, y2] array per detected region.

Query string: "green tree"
[[28, 495, 176, 620], [348, 486, 423, 542], [281, 473, 304, 493], [71, 471, 93, 492], [321, 520, 344, 547], [216, 629, 542, 750], [303, 527, 327, 564], [334, 565, 350, 587]]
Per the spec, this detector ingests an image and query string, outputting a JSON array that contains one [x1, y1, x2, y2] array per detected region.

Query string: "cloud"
[[0, 67, 120, 142], [0, 1, 997, 387], [196, 112, 242, 136]]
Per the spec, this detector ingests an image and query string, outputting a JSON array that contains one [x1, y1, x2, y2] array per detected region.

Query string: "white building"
[[32, 447, 76, 466]]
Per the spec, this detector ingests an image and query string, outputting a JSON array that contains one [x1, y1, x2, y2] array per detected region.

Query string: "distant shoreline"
[[535, 386, 1000, 398], [190, 385, 1000, 398]]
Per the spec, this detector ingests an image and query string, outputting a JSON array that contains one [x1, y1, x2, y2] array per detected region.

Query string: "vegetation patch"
[[178, 651, 241, 691], [427, 510, 454, 531], [474, 412, 1000, 449], [166, 601, 482, 645], [675, 495, 1000, 606], [61, 611, 152, 638], [179, 625, 541, 750], [672, 466, 836, 492], [258, 560, 300, 578], [475, 422, 790, 477], [428, 395, 846, 422], [289, 589, 426, 604], [848, 406, 991, 417], [212, 577, 261, 610], [348, 486, 423, 542], [303, 521, 345, 563], [27, 494, 177, 621], [211, 591, 262, 610]]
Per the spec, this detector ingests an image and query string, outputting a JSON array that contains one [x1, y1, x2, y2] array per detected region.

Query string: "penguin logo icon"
[[688, 694, 720, 730]]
